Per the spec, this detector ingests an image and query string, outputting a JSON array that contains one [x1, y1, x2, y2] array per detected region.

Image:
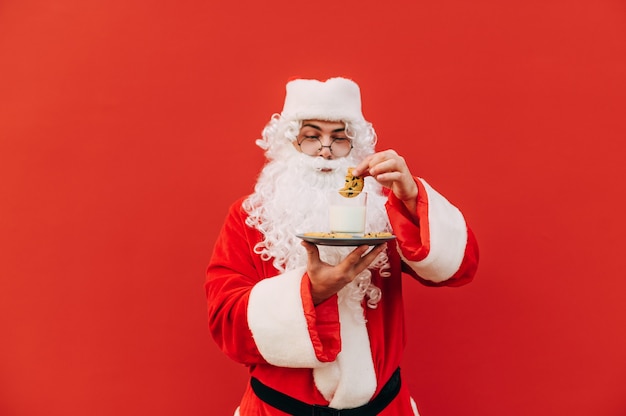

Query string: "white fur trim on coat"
[[247, 267, 324, 367], [401, 179, 468, 283], [248, 268, 378, 408], [314, 281, 377, 408]]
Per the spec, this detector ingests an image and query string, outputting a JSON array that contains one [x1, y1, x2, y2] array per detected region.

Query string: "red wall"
[[1, 1, 625, 415]]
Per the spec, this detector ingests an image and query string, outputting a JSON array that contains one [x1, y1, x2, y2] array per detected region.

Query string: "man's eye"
[[333, 138, 349, 142], [303, 136, 319, 140]]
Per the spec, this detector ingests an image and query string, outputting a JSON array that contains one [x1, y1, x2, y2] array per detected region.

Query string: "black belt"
[[250, 367, 401, 416]]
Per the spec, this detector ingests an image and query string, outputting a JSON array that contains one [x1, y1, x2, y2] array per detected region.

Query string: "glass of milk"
[[328, 191, 367, 235]]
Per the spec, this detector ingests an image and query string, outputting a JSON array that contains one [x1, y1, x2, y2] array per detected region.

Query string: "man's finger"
[[342, 243, 386, 269], [358, 244, 387, 269], [352, 156, 373, 177], [345, 245, 371, 262], [367, 243, 387, 259]]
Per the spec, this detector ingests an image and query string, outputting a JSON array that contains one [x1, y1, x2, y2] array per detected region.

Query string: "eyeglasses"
[[297, 136, 353, 157]]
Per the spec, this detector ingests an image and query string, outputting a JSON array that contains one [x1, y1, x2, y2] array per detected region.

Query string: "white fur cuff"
[[247, 267, 323, 367], [402, 179, 468, 282]]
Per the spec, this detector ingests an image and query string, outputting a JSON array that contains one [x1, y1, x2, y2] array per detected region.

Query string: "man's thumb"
[[301, 241, 320, 263]]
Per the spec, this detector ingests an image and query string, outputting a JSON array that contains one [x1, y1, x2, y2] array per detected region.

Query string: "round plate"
[[296, 233, 396, 246]]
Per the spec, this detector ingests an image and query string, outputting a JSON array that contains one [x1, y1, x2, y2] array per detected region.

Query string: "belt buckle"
[[312, 404, 340, 416]]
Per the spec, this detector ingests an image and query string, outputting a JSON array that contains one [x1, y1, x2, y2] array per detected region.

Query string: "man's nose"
[[318, 144, 333, 158]]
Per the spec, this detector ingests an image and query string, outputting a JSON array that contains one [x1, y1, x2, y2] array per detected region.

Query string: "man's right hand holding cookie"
[[352, 149, 418, 215]]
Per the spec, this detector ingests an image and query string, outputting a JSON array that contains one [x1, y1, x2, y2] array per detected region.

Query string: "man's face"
[[293, 120, 352, 160]]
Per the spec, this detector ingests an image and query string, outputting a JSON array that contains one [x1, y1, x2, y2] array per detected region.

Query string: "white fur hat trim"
[[281, 77, 365, 123]]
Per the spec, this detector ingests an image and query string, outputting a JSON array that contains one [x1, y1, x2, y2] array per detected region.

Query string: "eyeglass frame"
[[296, 136, 354, 157]]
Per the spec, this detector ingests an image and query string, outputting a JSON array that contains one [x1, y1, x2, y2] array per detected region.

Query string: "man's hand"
[[302, 241, 387, 305], [352, 149, 418, 213]]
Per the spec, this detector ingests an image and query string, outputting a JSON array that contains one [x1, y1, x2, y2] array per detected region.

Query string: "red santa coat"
[[206, 178, 479, 415]]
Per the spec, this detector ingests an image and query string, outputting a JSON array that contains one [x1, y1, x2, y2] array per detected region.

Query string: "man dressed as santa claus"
[[206, 77, 479, 415]]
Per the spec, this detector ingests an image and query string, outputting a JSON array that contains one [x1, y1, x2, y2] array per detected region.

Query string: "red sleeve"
[[386, 178, 479, 287], [205, 198, 266, 364], [300, 274, 341, 362]]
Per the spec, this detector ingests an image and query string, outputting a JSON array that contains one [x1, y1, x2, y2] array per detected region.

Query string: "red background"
[[1, 0, 625, 415]]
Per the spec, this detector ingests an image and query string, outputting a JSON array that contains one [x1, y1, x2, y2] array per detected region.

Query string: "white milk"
[[329, 205, 366, 234]]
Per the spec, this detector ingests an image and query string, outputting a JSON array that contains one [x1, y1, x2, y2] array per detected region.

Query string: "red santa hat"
[[280, 77, 365, 124]]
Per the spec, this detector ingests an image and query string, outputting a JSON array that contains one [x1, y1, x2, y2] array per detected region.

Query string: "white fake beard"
[[244, 149, 392, 310]]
